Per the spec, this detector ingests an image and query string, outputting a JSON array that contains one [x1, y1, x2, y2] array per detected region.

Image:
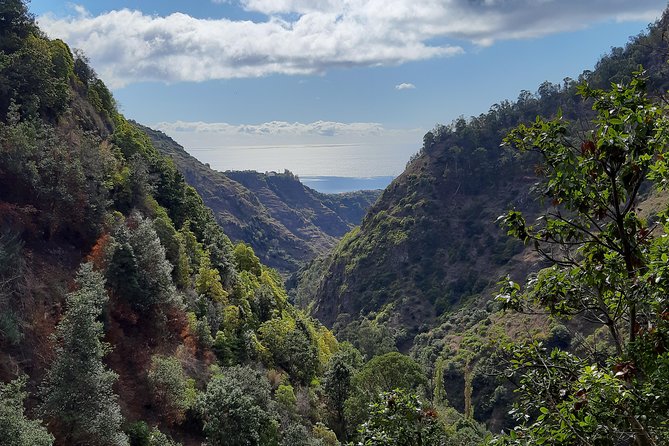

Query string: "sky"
[[29, 0, 668, 180]]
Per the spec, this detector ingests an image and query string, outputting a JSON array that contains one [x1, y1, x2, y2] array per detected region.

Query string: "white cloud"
[[38, 1, 665, 87], [395, 83, 415, 90], [153, 119, 425, 149], [157, 120, 386, 137]]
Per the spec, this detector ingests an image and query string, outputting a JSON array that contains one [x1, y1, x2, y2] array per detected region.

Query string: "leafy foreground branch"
[[496, 71, 669, 445]]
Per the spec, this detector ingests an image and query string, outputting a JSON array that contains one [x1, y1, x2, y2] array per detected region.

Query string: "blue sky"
[[29, 0, 667, 177]]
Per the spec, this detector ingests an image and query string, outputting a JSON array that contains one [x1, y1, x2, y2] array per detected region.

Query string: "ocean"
[[299, 176, 395, 194], [186, 142, 419, 193]]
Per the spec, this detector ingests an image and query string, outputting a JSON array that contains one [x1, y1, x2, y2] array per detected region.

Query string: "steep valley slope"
[[294, 10, 669, 349], [287, 14, 669, 431], [0, 9, 353, 444], [139, 123, 381, 275]]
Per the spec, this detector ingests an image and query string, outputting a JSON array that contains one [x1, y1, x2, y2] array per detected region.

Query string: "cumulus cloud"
[[395, 83, 415, 90], [38, 0, 664, 87]]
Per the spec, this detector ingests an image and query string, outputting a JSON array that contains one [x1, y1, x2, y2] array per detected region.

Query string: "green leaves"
[[495, 71, 669, 445], [197, 366, 279, 446], [498, 211, 530, 243], [355, 390, 445, 446]]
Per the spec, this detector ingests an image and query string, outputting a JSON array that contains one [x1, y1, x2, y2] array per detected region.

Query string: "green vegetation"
[[299, 7, 669, 351], [147, 355, 196, 424], [356, 390, 445, 446], [344, 352, 427, 432], [4, 1, 669, 445], [322, 343, 363, 439], [0, 5, 483, 444], [494, 71, 669, 445], [140, 124, 380, 274], [197, 366, 279, 446], [0, 376, 53, 446], [293, 7, 669, 439], [0, 5, 372, 444]]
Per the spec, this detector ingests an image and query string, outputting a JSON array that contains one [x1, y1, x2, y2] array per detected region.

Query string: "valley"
[[1, 1, 669, 445], [139, 123, 381, 275]]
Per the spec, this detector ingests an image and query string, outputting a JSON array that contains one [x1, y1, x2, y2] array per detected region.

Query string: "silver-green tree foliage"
[[107, 214, 178, 312], [40, 263, 128, 446], [196, 365, 279, 446], [496, 71, 669, 445], [0, 376, 53, 446], [128, 214, 177, 308]]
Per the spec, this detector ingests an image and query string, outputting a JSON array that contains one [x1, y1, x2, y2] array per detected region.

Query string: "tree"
[[106, 241, 142, 302], [73, 48, 95, 85], [279, 421, 323, 446], [0, 0, 36, 53], [127, 214, 177, 309], [355, 390, 445, 446], [322, 343, 363, 441], [258, 315, 319, 384], [147, 355, 195, 424], [275, 384, 297, 411], [196, 366, 278, 446], [432, 357, 448, 408], [40, 263, 128, 446], [108, 215, 178, 312], [0, 229, 26, 344], [345, 352, 426, 435], [1, 33, 70, 119], [152, 210, 189, 288], [335, 318, 396, 360], [195, 253, 228, 304], [496, 71, 669, 445], [126, 422, 182, 446], [233, 242, 262, 276], [0, 376, 53, 446]]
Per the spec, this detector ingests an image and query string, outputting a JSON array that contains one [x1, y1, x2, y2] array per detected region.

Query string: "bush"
[[276, 384, 297, 411], [147, 355, 195, 423]]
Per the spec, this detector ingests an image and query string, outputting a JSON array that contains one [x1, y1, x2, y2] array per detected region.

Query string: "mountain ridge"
[[295, 9, 669, 347], [137, 123, 381, 274]]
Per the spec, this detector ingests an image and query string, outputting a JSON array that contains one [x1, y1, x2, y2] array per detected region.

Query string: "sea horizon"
[[299, 176, 394, 194], [185, 142, 417, 193]]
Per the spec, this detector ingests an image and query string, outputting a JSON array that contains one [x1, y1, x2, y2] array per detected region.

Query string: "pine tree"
[[106, 241, 143, 305], [128, 214, 177, 308], [0, 376, 53, 446], [40, 263, 128, 446]]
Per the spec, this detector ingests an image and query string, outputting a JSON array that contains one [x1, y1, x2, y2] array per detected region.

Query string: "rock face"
[[139, 123, 381, 274]]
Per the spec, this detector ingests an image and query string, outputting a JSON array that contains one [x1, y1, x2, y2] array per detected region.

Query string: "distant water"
[[300, 176, 393, 194], [186, 142, 417, 193]]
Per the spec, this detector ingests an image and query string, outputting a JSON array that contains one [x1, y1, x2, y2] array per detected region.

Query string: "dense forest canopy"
[[0, 1, 483, 445]]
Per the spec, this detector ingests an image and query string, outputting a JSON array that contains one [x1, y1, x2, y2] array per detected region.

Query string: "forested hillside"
[[139, 124, 380, 275], [291, 8, 669, 436], [0, 2, 483, 445], [5, 0, 669, 444], [297, 9, 669, 344]]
